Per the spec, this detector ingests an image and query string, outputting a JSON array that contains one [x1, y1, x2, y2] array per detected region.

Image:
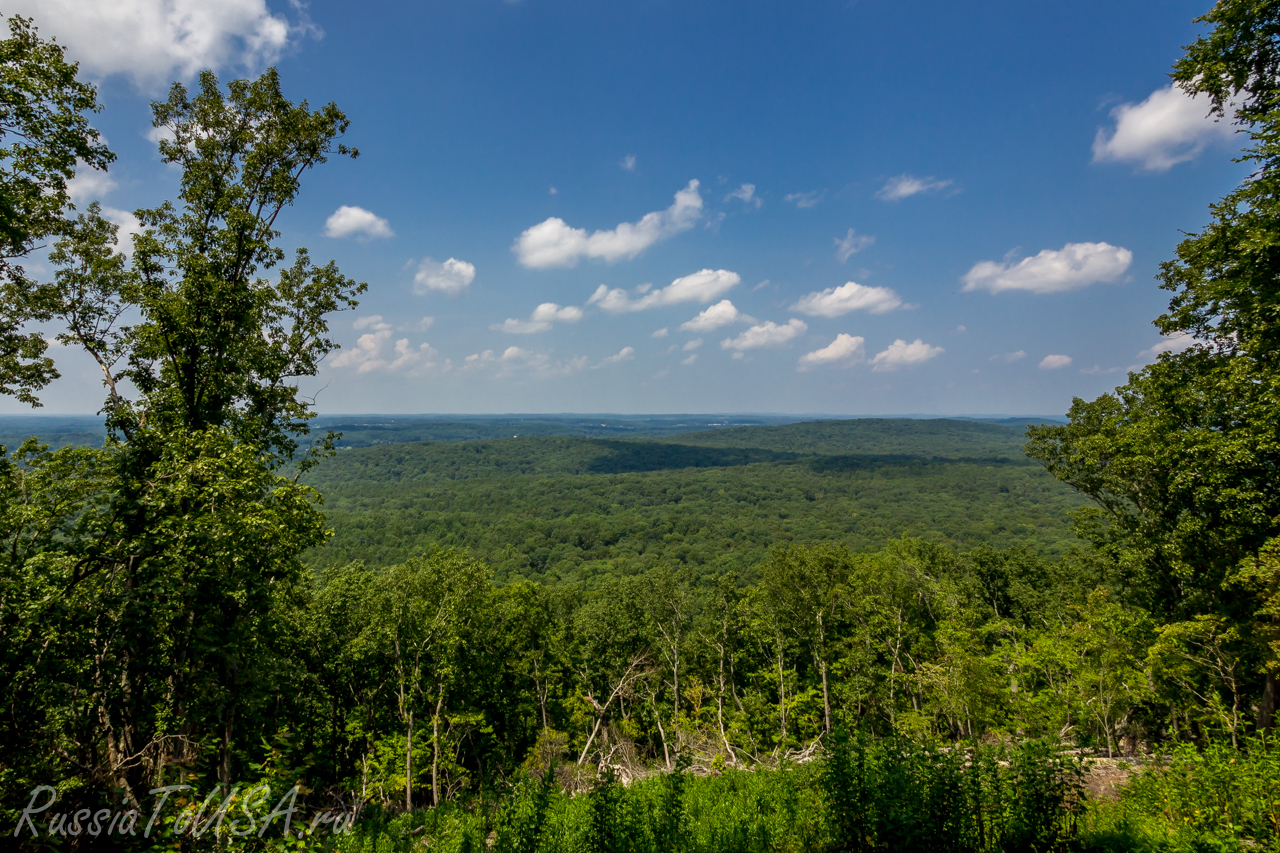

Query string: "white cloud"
[[834, 228, 874, 262], [790, 281, 903, 317], [67, 168, 117, 204], [1092, 85, 1236, 172], [784, 190, 822, 208], [12, 0, 304, 89], [1081, 364, 1123, 375], [681, 354, 697, 365], [101, 206, 143, 255], [463, 346, 589, 378], [513, 180, 703, 268], [621, 154, 636, 171], [402, 316, 435, 332], [721, 318, 808, 351], [652, 327, 669, 338], [870, 339, 943, 371], [725, 183, 762, 209], [588, 268, 741, 313], [1138, 332, 1195, 359], [353, 315, 391, 331], [330, 329, 440, 374], [594, 346, 635, 368], [679, 299, 753, 332], [1039, 354, 1073, 370], [989, 350, 1026, 363], [876, 174, 953, 201], [414, 257, 476, 295], [682, 338, 703, 351], [962, 242, 1132, 295], [798, 333, 866, 370], [493, 302, 584, 334], [324, 206, 394, 240]]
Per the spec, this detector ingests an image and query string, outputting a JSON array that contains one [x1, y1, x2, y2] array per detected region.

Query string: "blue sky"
[[7, 0, 1250, 415]]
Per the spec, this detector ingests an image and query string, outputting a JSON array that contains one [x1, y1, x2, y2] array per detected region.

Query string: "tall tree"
[[0, 15, 112, 404], [0, 67, 366, 806], [1027, 0, 1280, 727]]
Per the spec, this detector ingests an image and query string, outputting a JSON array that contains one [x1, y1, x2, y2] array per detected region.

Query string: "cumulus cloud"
[[962, 242, 1132, 294], [876, 175, 953, 201], [493, 302, 585, 334], [679, 299, 753, 332], [353, 315, 391, 331], [402, 316, 435, 333], [790, 281, 903, 317], [513, 180, 703, 268], [870, 339, 943, 371], [797, 333, 866, 370], [330, 330, 440, 374], [414, 257, 476, 295], [682, 339, 703, 351], [9, 0, 306, 89], [621, 154, 636, 171], [725, 183, 762, 209], [1039, 354, 1073, 369], [721, 319, 808, 351], [588, 268, 741, 313], [834, 228, 874, 262], [989, 350, 1026, 363], [681, 354, 697, 365], [784, 190, 822, 208], [1093, 85, 1236, 172], [652, 327, 669, 338], [324, 206, 394, 240], [67, 169, 117, 204], [594, 346, 635, 368], [1137, 332, 1195, 359], [101, 206, 144, 255], [462, 346, 589, 378]]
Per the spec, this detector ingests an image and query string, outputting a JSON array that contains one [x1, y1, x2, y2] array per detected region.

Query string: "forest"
[[2, 1, 1280, 851]]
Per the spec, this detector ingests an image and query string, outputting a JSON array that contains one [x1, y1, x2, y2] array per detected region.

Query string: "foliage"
[[303, 426, 1087, 583], [0, 15, 112, 404], [1026, 0, 1280, 728]]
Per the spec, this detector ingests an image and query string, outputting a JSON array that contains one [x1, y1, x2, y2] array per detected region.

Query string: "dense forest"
[[302, 420, 1087, 582], [3, 2, 1280, 851]]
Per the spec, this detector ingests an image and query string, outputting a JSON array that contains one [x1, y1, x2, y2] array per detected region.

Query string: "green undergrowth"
[[336, 737, 1082, 853], [328, 737, 1280, 853], [1081, 736, 1280, 853]]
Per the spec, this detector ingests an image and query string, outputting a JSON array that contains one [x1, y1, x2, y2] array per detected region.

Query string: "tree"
[[1026, 0, 1280, 727], [0, 15, 112, 404], [369, 552, 491, 808], [760, 545, 851, 736], [0, 67, 365, 806]]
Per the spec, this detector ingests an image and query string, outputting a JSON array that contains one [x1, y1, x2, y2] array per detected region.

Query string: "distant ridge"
[[0, 412, 1068, 451]]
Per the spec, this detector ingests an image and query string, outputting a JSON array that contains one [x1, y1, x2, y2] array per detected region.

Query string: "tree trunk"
[[716, 643, 733, 761], [404, 710, 413, 812], [653, 697, 671, 770], [776, 638, 788, 747], [432, 686, 444, 807], [820, 659, 832, 735]]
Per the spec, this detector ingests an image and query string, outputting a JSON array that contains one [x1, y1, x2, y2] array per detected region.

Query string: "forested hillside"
[[303, 419, 1087, 583], [6, 5, 1280, 851]]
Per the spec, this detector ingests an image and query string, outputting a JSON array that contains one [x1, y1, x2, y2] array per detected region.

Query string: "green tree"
[[1027, 0, 1280, 727], [0, 16, 112, 405], [0, 66, 364, 809], [369, 551, 491, 808]]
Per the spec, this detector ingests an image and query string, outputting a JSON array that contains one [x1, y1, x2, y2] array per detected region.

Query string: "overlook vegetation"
[[4, 3, 1280, 851], [302, 419, 1087, 584]]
